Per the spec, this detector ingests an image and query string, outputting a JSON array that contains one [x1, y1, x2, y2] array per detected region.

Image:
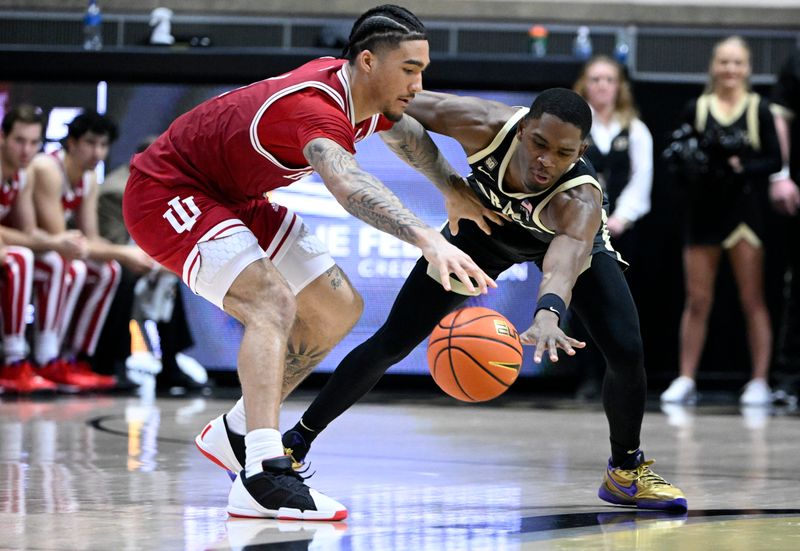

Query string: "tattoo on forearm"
[[342, 176, 426, 241], [305, 139, 427, 243], [283, 341, 328, 393], [382, 117, 458, 193]]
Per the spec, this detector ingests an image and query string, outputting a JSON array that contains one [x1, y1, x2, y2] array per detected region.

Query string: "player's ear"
[[578, 142, 588, 159], [357, 49, 375, 74], [516, 116, 528, 139]]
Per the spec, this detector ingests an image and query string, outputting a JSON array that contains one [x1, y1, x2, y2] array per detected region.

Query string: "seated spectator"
[[94, 136, 209, 394], [26, 110, 155, 391]]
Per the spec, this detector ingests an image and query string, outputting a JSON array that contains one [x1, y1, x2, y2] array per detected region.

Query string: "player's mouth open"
[[533, 170, 550, 184]]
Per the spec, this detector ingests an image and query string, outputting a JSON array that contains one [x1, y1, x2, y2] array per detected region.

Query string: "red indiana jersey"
[[0, 168, 23, 223], [50, 150, 90, 217], [131, 57, 394, 204]]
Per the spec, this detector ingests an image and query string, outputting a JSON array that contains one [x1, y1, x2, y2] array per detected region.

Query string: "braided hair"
[[342, 4, 426, 62]]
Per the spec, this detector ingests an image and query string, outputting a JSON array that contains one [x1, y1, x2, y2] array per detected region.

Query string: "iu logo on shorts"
[[163, 196, 201, 233]]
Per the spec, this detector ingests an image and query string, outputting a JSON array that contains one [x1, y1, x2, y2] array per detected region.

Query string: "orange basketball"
[[427, 307, 523, 402]]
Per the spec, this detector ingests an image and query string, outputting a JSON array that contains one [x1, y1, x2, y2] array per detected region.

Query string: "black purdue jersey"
[[463, 107, 622, 263]]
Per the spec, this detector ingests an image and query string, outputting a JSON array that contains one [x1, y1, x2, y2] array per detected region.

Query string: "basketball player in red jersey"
[[0, 105, 87, 393], [125, 5, 496, 520], [27, 111, 155, 391]]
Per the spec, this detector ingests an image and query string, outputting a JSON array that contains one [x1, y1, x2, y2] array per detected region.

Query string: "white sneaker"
[[125, 351, 163, 386], [227, 456, 347, 520], [176, 352, 208, 384], [740, 378, 772, 406], [660, 376, 697, 404], [195, 414, 245, 473]]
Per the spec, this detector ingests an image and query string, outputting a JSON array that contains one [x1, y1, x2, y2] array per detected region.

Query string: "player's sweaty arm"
[[405, 90, 509, 154], [304, 137, 495, 294], [379, 113, 463, 195], [537, 185, 602, 305], [380, 114, 504, 235], [388, 98, 503, 235], [519, 185, 601, 362]]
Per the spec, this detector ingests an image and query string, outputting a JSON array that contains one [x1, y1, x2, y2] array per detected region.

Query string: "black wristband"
[[535, 293, 566, 320]]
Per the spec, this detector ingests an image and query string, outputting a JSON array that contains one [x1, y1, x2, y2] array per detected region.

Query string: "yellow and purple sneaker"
[[598, 452, 687, 511]]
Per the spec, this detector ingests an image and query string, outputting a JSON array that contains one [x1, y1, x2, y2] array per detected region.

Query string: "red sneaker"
[[69, 360, 117, 391], [37, 359, 96, 392], [0, 361, 58, 394]]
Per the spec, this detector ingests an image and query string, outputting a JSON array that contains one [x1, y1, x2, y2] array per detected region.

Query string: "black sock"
[[611, 441, 643, 469], [291, 419, 320, 445]]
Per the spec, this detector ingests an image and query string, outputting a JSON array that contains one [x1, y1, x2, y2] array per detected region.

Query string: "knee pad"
[[195, 230, 266, 310], [273, 223, 335, 295]]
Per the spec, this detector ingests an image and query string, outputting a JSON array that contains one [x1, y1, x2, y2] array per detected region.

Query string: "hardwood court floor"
[[1, 389, 798, 550]]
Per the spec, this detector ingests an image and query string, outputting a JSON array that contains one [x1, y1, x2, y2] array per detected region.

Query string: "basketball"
[[427, 307, 523, 402]]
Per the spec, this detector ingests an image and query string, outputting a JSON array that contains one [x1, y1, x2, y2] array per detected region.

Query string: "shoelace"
[[635, 460, 671, 487], [272, 465, 313, 490]]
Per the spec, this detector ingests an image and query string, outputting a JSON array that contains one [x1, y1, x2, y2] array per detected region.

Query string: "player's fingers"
[[466, 266, 493, 294], [474, 266, 497, 292], [548, 339, 559, 362], [476, 217, 492, 235], [532, 346, 543, 364], [448, 217, 459, 236], [519, 332, 536, 346], [564, 337, 586, 348], [484, 209, 505, 226], [482, 270, 498, 289], [436, 265, 453, 292], [557, 337, 576, 356], [450, 265, 476, 294]]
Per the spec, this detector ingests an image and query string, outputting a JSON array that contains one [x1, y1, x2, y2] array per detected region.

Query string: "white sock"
[[34, 330, 59, 366], [225, 397, 247, 435], [244, 428, 284, 477], [3, 335, 27, 364]]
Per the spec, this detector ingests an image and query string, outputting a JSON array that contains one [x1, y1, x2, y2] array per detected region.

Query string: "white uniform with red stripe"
[[0, 168, 34, 363], [44, 150, 121, 358], [124, 57, 394, 308]]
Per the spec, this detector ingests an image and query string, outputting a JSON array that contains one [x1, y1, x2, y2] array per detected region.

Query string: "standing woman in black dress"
[[661, 36, 781, 405]]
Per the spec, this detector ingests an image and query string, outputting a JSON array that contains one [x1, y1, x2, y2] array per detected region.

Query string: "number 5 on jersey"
[[163, 196, 201, 233]]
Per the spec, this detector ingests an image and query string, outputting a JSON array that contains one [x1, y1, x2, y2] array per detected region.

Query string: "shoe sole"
[[598, 485, 688, 511], [228, 507, 348, 521]]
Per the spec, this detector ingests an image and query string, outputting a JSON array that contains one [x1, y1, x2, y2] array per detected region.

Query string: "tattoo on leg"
[[283, 341, 329, 392], [326, 266, 343, 290]]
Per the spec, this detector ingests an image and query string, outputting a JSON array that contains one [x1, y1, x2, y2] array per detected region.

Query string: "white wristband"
[[770, 166, 791, 183]]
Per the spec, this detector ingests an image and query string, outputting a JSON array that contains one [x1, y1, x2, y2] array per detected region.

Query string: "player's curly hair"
[[527, 88, 593, 140], [342, 4, 426, 62], [66, 110, 118, 143]]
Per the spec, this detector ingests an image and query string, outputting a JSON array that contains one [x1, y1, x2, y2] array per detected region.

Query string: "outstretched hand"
[[420, 230, 496, 295], [444, 181, 505, 236], [519, 311, 585, 363]]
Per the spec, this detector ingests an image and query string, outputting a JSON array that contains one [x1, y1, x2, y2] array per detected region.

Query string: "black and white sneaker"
[[227, 456, 347, 520], [195, 414, 246, 474]]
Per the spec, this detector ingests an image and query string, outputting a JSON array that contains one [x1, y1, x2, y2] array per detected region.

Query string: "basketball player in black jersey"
[[283, 89, 686, 510]]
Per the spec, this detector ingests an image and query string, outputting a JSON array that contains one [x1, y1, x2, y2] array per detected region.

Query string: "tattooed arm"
[[380, 114, 504, 235], [304, 137, 495, 294]]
